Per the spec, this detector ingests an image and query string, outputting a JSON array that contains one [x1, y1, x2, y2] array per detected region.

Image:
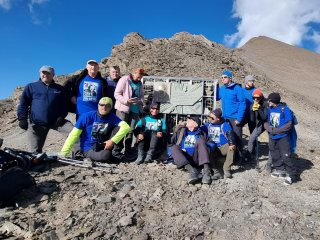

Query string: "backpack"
[[281, 103, 298, 153]]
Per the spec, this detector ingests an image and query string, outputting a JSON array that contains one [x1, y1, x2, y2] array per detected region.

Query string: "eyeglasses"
[[99, 103, 111, 107], [221, 76, 229, 79]]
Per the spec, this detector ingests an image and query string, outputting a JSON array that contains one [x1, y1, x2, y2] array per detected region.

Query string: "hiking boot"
[[134, 152, 145, 165], [211, 169, 222, 180], [144, 154, 153, 164], [224, 169, 232, 179], [271, 170, 287, 178], [202, 168, 212, 184], [283, 176, 292, 185], [188, 168, 201, 184]]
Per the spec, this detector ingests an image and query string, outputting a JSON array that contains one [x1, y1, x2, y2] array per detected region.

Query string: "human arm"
[[236, 85, 246, 123], [114, 76, 130, 105], [110, 121, 130, 144], [60, 128, 82, 157]]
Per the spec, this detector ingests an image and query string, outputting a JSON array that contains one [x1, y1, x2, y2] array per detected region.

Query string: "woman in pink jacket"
[[114, 68, 145, 154]]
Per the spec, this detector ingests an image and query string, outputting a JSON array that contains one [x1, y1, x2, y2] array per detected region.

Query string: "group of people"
[[17, 63, 298, 186]]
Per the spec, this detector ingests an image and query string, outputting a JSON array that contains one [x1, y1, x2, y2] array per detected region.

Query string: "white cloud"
[[224, 0, 320, 52], [0, 0, 15, 10], [28, 0, 50, 24]]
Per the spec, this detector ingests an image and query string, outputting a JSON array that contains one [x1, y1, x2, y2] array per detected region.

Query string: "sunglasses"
[[151, 108, 159, 110], [99, 103, 111, 107], [208, 116, 214, 120], [253, 97, 261, 100], [221, 76, 229, 79]]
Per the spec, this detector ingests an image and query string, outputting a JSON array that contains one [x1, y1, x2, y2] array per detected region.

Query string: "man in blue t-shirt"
[[133, 103, 167, 164], [201, 108, 236, 179], [64, 60, 108, 119], [171, 116, 212, 185], [60, 97, 130, 162], [264, 93, 297, 185]]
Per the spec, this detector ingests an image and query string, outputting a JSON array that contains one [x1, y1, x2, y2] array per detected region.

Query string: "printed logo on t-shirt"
[[83, 81, 98, 102], [146, 122, 158, 131], [91, 122, 109, 140], [208, 126, 220, 143], [184, 135, 196, 148], [270, 112, 280, 127]]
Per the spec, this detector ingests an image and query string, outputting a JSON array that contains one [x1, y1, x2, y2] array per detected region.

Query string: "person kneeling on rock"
[[171, 115, 212, 185], [60, 97, 130, 162], [133, 103, 167, 164], [201, 108, 237, 179]]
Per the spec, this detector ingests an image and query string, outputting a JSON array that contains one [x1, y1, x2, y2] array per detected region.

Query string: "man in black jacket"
[[17, 66, 73, 153], [64, 60, 108, 119]]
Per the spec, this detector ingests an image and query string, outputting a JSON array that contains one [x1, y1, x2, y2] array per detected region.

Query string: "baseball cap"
[[87, 59, 99, 65], [99, 97, 113, 108], [187, 115, 201, 126], [39, 66, 55, 75], [210, 108, 222, 118]]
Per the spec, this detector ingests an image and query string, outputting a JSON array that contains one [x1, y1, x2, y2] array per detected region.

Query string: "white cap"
[[87, 59, 99, 65]]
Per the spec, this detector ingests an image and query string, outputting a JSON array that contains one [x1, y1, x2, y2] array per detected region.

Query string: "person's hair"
[[110, 65, 120, 71], [132, 68, 145, 75]]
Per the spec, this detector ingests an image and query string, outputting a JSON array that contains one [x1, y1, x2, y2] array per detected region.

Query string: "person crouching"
[[134, 103, 167, 164], [60, 97, 130, 162], [171, 116, 212, 184], [201, 108, 237, 179]]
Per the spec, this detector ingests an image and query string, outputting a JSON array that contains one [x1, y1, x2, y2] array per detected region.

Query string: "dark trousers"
[[228, 118, 244, 159], [116, 110, 139, 152], [137, 133, 162, 158], [84, 126, 123, 162], [243, 113, 255, 134], [269, 136, 296, 176], [28, 120, 73, 153], [171, 138, 210, 168]]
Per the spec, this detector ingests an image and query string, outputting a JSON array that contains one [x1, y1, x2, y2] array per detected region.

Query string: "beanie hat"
[[150, 103, 159, 109], [244, 75, 255, 84], [210, 108, 222, 118], [267, 93, 281, 104], [99, 97, 113, 108], [252, 89, 263, 98], [187, 115, 201, 126], [221, 70, 233, 78]]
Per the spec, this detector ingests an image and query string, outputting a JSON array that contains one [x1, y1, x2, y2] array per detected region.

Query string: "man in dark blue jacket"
[[17, 66, 73, 153], [216, 70, 246, 163]]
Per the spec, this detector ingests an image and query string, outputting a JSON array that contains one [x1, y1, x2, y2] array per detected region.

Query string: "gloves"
[[54, 117, 65, 128], [19, 119, 28, 130], [252, 103, 260, 111]]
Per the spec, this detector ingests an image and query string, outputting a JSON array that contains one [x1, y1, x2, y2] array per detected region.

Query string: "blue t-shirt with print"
[[76, 75, 102, 116], [201, 121, 232, 147], [181, 130, 201, 156], [129, 80, 142, 114], [135, 116, 167, 133], [268, 104, 293, 140], [75, 111, 121, 152]]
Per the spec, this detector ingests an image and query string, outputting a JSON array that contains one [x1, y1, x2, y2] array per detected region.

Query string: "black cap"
[[210, 108, 222, 118], [267, 92, 281, 104], [150, 103, 159, 109], [187, 115, 201, 126]]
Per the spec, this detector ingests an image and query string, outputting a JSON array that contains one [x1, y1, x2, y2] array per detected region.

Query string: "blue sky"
[[0, 0, 319, 99]]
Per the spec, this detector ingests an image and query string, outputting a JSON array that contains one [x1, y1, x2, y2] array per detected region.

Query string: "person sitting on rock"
[[60, 97, 130, 162], [133, 103, 167, 164], [171, 115, 212, 185], [201, 108, 237, 179]]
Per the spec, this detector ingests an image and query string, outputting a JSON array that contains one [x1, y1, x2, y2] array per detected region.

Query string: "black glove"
[[19, 119, 28, 130], [54, 117, 65, 128]]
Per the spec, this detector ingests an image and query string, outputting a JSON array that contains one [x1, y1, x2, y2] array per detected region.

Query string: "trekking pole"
[[255, 111, 260, 171]]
